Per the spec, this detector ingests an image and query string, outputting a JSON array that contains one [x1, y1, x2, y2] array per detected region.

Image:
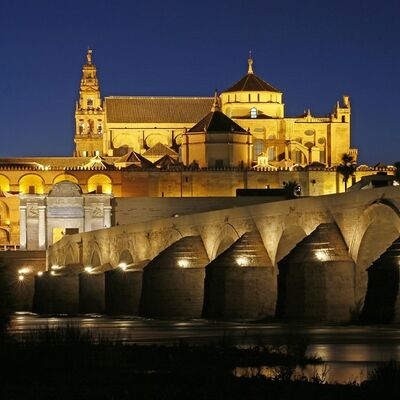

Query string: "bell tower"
[[74, 49, 105, 157]]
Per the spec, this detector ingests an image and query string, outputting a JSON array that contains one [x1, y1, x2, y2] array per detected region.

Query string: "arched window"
[[267, 147, 276, 161], [295, 150, 302, 164], [253, 139, 265, 161], [250, 107, 257, 119], [87, 98, 93, 107], [320, 150, 325, 163], [79, 123, 85, 134]]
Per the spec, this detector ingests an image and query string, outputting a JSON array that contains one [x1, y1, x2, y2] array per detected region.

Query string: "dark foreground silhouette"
[[0, 325, 399, 400]]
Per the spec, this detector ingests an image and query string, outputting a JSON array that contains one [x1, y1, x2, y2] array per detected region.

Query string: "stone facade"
[[74, 50, 357, 168], [19, 181, 112, 250]]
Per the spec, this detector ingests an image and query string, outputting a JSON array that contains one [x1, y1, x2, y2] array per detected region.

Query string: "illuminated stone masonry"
[[74, 49, 357, 169], [38, 186, 400, 323], [19, 181, 112, 250]]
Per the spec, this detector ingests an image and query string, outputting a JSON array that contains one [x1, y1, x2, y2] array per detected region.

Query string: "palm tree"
[[283, 180, 301, 199], [393, 161, 400, 184], [337, 153, 357, 191]]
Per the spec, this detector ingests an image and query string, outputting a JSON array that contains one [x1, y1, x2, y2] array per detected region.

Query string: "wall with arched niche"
[[87, 174, 112, 194], [19, 174, 45, 194], [0, 200, 9, 227], [0, 174, 10, 193], [53, 174, 79, 185]]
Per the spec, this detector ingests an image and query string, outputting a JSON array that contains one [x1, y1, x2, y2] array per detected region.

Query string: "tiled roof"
[[0, 157, 121, 170], [188, 111, 248, 134], [154, 154, 181, 169], [105, 96, 214, 123], [116, 151, 155, 169], [224, 73, 280, 93], [142, 142, 178, 158]]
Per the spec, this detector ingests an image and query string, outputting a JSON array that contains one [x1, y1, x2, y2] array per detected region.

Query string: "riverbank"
[[2, 323, 400, 399]]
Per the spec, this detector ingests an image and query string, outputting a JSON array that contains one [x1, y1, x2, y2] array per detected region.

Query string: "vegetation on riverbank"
[[0, 324, 399, 399]]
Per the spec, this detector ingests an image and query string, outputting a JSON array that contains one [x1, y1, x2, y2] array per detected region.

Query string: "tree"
[[283, 180, 301, 199], [393, 161, 400, 184], [337, 153, 357, 192]]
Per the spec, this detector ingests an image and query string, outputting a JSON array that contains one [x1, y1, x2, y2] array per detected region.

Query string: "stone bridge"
[[39, 186, 400, 322]]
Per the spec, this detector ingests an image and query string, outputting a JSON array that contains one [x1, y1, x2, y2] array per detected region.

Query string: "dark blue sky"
[[0, 0, 399, 164]]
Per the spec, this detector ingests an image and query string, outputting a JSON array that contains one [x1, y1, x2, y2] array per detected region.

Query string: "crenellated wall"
[[37, 186, 400, 322]]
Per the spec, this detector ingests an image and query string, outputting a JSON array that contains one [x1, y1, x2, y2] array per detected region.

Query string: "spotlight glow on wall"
[[18, 267, 31, 275], [236, 257, 249, 267], [37, 271, 43, 277], [84, 266, 93, 273], [315, 250, 328, 262], [118, 262, 127, 271], [177, 259, 189, 268]]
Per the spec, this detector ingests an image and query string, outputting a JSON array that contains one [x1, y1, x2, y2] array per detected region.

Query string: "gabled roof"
[[105, 96, 214, 123], [154, 154, 181, 169], [142, 142, 178, 158], [115, 151, 155, 169], [188, 110, 248, 134], [82, 155, 112, 170], [116, 151, 143, 164]]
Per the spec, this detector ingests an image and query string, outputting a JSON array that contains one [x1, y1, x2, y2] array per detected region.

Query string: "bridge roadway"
[[35, 186, 400, 322]]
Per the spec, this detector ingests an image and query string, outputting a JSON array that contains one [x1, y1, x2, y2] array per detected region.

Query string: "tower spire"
[[247, 51, 254, 74], [86, 48, 93, 64], [211, 90, 220, 112]]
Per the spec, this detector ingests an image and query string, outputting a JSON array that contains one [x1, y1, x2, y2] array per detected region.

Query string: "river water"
[[9, 313, 400, 384]]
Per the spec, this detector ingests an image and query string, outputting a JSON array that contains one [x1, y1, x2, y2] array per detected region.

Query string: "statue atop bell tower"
[[74, 49, 105, 157]]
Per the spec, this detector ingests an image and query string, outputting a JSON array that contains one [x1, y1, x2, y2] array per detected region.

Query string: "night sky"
[[0, 0, 399, 165]]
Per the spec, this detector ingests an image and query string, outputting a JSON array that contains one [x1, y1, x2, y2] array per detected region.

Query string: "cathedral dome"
[[223, 56, 281, 93]]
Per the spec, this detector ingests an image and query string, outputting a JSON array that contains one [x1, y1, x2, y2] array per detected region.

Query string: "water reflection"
[[235, 363, 372, 384], [8, 313, 400, 383]]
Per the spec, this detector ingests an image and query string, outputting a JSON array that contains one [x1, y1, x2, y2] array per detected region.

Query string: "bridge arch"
[[118, 249, 134, 266], [349, 201, 400, 305], [211, 223, 241, 260], [350, 201, 400, 266], [64, 242, 79, 266], [275, 224, 307, 265], [91, 249, 102, 267]]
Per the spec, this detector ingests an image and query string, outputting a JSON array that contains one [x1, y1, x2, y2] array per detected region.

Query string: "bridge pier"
[[140, 236, 209, 319], [79, 272, 105, 314], [105, 261, 148, 315], [361, 238, 400, 323], [277, 223, 355, 322], [203, 231, 275, 320], [33, 270, 79, 314]]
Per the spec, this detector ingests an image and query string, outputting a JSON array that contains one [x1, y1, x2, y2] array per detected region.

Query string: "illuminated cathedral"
[[1, 48, 390, 250], [74, 49, 356, 168]]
